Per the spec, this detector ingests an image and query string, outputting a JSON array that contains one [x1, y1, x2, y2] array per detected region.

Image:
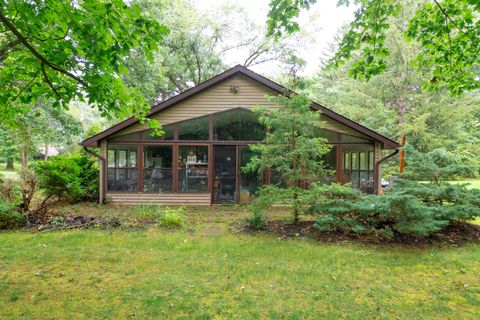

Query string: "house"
[[82, 65, 399, 205]]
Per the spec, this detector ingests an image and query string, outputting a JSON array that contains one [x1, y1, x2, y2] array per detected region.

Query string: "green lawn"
[[1, 229, 479, 319]]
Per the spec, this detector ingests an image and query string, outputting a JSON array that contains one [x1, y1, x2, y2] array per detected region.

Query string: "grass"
[[1, 227, 479, 319]]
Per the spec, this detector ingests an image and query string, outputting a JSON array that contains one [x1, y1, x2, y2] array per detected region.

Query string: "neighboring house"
[[82, 65, 399, 205]]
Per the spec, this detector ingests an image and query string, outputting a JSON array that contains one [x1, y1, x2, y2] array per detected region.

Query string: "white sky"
[[192, 0, 355, 77]]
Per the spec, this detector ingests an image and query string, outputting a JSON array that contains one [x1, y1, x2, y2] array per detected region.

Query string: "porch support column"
[[373, 142, 382, 194], [99, 140, 107, 203], [335, 133, 343, 183]]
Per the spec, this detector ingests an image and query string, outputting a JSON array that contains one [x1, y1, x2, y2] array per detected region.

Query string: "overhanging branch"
[[0, 11, 85, 86]]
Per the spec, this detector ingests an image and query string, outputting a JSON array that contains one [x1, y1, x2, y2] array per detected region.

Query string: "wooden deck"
[[106, 193, 211, 205]]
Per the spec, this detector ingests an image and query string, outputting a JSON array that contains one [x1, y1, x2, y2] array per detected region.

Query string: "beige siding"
[[111, 74, 371, 139]]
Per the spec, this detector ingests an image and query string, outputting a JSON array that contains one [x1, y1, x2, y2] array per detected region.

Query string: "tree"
[[122, 0, 306, 104], [304, 7, 480, 171], [0, 0, 168, 128], [244, 94, 331, 222], [11, 99, 81, 169], [267, 0, 480, 95], [0, 128, 16, 169]]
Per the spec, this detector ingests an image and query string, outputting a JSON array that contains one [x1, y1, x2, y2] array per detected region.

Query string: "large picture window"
[[107, 145, 138, 191], [178, 117, 209, 140], [143, 146, 173, 192], [178, 146, 208, 192], [213, 108, 265, 141], [143, 125, 174, 141]]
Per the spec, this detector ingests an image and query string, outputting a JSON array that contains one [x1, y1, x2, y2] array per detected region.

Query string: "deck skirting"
[[106, 193, 211, 205]]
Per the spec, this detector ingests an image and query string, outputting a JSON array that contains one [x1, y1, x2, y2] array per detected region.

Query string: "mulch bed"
[[28, 214, 122, 232], [235, 220, 480, 248]]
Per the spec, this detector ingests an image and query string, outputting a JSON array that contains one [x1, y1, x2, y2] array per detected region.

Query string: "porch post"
[[99, 140, 107, 203], [373, 142, 382, 194], [335, 133, 343, 183]]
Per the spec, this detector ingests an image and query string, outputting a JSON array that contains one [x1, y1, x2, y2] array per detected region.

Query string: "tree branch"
[[41, 63, 62, 100], [0, 11, 85, 85], [433, 0, 470, 37]]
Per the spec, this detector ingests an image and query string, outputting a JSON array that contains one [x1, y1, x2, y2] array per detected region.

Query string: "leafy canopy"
[[267, 0, 480, 94], [0, 0, 168, 128]]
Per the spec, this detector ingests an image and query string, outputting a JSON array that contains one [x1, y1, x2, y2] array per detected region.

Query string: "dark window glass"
[[342, 134, 372, 143], [143, 125, 174, 140], [178, 146, 208, 192], [317, 129, 338, 142], [107, 145, 138, 191], [178, 117, 209, 140], [143, 146, 173, 192], [108, 132, 139, 142], [213, 108, 265, 141]]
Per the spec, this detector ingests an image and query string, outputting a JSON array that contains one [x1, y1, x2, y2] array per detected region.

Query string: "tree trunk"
[[44, 142, 49, 161], [20, 151, 28, 170], [5, 158, 13, 170]]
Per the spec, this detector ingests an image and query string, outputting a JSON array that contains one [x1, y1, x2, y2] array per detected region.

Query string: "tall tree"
[[0, 128, 16, 169], [0, 0, 168, 128], [267, 0, 480, 95], [12, 99, 81, 168], [124, 0, 306, 104], [245, 94, 331, 222]]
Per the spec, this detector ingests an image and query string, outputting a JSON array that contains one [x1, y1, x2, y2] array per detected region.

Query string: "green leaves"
[[0, 0, 169, 126], [267, 0, 316, 39], [268, 0, 480, 95], [406, 0, 480, 94]]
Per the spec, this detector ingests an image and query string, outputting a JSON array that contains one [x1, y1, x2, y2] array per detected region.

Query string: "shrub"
[[34, 154, 98, 203], [156, 206, 186, 229], [247, 211, 266, 230], [310, 181, 480, 238], [0, 201, 26, 229]]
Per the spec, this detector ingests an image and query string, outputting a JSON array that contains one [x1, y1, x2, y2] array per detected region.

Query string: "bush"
[[310, 181, 480, 238], [0, 201, 26, 229], [156, 206, 186, 229], [247, 211, 266, 230], [34, 154, 98, 203]]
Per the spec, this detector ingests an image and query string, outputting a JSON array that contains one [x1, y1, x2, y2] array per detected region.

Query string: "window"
[[343, 149, 374, 193], [342, 134, 372, 143], [108, 132, 139, 142], [178, 146, 208, 192], [317, 129, 338, 142], [178, 117, 209, 140], [107, 145, 138, 191], [213, 108, 265, 141], [143, 146, 173, 192], [143, 125, 174, 141]]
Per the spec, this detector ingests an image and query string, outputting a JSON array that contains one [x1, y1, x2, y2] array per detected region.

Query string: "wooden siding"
[[107, 193, 211, 205], [111, 75, 370, 139]]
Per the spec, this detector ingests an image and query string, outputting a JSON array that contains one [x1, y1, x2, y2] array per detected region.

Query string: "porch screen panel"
[[178, 146, 209, 192], [343, 148, 374, 193], [107, 145, 138, 192], [143, 146, 173, 192], [239, 146, 261, 199]]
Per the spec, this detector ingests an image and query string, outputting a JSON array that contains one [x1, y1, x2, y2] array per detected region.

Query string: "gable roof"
[[82, 65, 399, 149]]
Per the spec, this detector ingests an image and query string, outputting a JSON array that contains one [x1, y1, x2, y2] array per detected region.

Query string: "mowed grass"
[[0, 230, 479, 319]]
